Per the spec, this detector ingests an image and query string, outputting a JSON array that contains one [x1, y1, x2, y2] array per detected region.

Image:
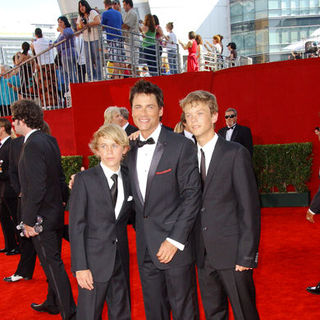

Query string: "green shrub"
[[61, 156, 83, 183], [88, 155, 99, 168], [252, 142, 312, 193]]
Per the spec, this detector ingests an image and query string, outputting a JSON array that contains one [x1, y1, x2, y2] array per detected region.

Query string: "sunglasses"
[[225, 114, 236, 119]]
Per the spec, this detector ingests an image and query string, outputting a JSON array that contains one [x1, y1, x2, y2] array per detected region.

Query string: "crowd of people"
[[0, 0, 240, 111], [0, 78, 260, 320]]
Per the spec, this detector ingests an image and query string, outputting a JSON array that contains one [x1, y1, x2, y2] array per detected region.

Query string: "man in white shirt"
[[125, 80, 201, 320]]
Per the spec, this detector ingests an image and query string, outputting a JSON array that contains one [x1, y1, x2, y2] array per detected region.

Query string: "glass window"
[[290, 31, 298, 41], [243, 0, 255, 21], [300, 0, 310, 8], [281, 30, 290, 44], [269, 0, 280, 9], [269, 30, 281, 44]]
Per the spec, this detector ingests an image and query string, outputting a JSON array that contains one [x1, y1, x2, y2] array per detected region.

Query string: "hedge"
[[252, 142, 312, 193], [61, 156, 83, 184]]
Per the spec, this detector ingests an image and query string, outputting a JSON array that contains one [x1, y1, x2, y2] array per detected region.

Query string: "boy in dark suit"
[[181, 91, 260, 320], [69, 124, 132, 320]]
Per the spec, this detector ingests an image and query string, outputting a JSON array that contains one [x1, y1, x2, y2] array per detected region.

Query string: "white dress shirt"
[[100, 162, 124, 220], [122, 122, 129, 131], [197, 133, 218, 175], [136, 124, 184, 251], [0, 136, 10, 148], [184, 130, 196, 144], [226, 124, 236, 141]]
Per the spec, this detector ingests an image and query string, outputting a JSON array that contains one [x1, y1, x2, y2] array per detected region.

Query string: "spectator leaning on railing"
[[31, 28, 57, 107], [164, 22, 177, 74], [77, 0, 102, 81]]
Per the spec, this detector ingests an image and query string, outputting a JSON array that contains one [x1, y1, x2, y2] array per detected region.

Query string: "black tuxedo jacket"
[[125, 123, 138, 136], [126, 128, 202, 270], [69, 165, 132, 283], [0, 137, 17, 198], [18, 131, 67, 230], [9, 136, 24, 194], [194, 136, 260, 270], [310, 186, 320, 213], [218, 124, 253, 156]]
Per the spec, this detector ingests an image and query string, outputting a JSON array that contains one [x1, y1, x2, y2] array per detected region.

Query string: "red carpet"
[[1, 207, 320, 320]]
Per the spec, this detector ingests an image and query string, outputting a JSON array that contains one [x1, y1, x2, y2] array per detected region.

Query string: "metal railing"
[[0, 24, 249, 114]]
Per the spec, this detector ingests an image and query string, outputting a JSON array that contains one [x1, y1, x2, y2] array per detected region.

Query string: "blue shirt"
[[0, 74, 19, 106], [54, 27, 76, 57], [101, 8, 123, 40]]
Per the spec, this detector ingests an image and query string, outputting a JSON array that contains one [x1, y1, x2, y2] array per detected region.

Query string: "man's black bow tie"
[[137, 137, 155, 148], [227, 125, 236, 130]]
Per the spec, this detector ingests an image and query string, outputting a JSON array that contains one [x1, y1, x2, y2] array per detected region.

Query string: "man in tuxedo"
[[69, 124, 132, 320], [119, 107, 138, 136], [0, 118, 19, 255], [11, 100, 76, 319], [218, 108, 253, 157], [126, 80, 201, 320], [181, 91, 260, 320], [306, 187, 320, 294]]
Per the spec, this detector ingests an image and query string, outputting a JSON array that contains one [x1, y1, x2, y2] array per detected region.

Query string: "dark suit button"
[[203, 227, 208, 231], [201, 208, 205, 212]]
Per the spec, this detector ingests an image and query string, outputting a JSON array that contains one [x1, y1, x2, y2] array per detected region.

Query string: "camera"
[[82, 17, 87, 25]]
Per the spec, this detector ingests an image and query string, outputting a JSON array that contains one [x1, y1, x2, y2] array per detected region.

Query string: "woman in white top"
[[205, 35, 222, 55], [165, 22, 178, 74], [77, 0, 102, 81]]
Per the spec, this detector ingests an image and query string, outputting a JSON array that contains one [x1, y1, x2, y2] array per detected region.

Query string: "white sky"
[[1, 0, 61, 34]]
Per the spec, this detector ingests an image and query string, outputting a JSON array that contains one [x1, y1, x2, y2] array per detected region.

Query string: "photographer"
[[76, 0, 102, 81]]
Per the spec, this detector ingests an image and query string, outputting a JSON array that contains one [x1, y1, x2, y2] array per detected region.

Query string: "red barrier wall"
[[45, 58, 320, 195]]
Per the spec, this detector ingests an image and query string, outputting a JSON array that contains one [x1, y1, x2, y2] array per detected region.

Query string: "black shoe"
[[5, 248, 20, 256], [306, 284, 320, 295], [0, 248, 8, 253], [3, 274, 31, 282], [31, 302, 59, 315]]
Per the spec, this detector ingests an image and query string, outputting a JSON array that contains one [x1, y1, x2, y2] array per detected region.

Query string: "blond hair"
[[89, 124, 129, 156], [180, 90, 218, 115], [103, 106, 120, 125]]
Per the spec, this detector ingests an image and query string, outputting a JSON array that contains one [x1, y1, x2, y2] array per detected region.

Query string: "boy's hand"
[[76, 269, 94, 290]]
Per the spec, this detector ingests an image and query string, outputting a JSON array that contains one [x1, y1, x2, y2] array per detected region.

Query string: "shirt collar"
[[0, 136, 10, 146], [184, 130, 193, 140], [197, 132, 218, 154], [227, 123, 237, 129], [100, 162, 121, 179], [24, 129, 39, 143], [139, 124, 161, 144], [122, 122, 129, 130]]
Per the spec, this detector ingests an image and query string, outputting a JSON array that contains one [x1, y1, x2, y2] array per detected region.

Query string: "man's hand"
[[69, 167, 85, 189], [235, 265, 252, 272], [306, 210, 315, 223], [76, 269, 94, 290], [24, 225, 39, 238], [156, 240, 178, 264], [129, 130, 140, 141]]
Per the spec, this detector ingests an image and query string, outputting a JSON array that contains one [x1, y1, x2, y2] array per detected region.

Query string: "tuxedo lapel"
[[130, 144, 144, 205], [145, 128, 166, 204], [231, 125, 239, 141], [117, 167, 129, 221], [203, 137, 224, 198]]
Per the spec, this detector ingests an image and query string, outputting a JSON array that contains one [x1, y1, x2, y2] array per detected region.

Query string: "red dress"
[[187, 40, 199, 72]]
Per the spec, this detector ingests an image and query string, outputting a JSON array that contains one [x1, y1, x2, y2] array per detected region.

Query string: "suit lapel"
[[130, 143, 144, 206], [203, 137, 224, 198], [144, 128, 166, 204], [117, 166, 129, 221], [231, 124, 239, 141]]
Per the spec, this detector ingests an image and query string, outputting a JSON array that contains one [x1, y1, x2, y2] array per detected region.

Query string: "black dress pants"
[[32, 230, 76, 320]]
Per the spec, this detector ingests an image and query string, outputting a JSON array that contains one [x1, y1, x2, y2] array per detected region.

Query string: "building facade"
[[230, 0, 320, 63]]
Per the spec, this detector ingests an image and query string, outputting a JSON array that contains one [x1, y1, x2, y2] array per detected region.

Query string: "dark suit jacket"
[[126, 128, 202, 270], [69, 165, 132, 283], [310, 186, 320, 213], [194, 137, 260, 270], [9, 136, 24, 195], [125, 123, 138, 136], [0, 137, 17, 198], [218, 124, 253, 156], [18, 131, 67, 230]]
